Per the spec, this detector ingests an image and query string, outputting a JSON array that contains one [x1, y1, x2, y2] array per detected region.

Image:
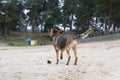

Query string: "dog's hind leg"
[[72, 45, 78, 65], [60, 49, 64, 60], [66, 47, 71, 65], [60, 52, 63, 60]]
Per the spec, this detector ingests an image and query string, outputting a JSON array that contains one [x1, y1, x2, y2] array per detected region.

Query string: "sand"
[[0, 40, 120, 80]]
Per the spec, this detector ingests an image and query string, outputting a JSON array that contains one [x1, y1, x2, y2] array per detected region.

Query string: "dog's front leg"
[[56, 50, 59, 64], [54, 46, 59, 64]]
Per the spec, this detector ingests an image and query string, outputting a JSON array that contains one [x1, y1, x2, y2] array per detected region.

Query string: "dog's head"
[[50, 27, 63, 37]]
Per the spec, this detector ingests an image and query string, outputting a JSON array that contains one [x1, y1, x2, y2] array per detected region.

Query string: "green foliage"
[[0, 0, 26, 36], [62, 0, 78, 30], [0, 0, 120, 37], [44, 17, 55, 30], [51, 7, 62, 24], [75, 0, 93, 30], [44, 6, 62, 30]]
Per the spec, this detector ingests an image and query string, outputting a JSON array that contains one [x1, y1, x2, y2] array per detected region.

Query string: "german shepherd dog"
[[50, 27, 93, 65]]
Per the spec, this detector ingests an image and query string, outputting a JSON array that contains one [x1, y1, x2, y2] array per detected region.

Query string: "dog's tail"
[[75, 28, 93, 39]]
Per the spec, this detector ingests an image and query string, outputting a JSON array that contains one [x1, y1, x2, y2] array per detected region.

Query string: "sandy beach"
[[0, 40, 120, 80]]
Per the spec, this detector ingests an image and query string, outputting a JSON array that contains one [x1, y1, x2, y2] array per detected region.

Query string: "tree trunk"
[[40, 25, 43, 32], [70, 13, 73, 31], [95, 16, 98, 27], [103, 13, 107, 35], [32, 19, 35, 32], [32, 0, 38, 32], [4, 17, 7, 37], [108, 19, 112, 34], [4, 9, 8, 37], [113, 24, 116, 32], [19, 12, 22, 32]]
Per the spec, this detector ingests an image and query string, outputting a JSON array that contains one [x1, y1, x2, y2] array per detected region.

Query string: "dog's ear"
[[50, 27, 63, 37], [53, 29, 59, 34], [53, 29, 64, 35]]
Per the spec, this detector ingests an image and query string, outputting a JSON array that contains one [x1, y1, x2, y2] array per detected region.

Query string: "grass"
[[0, 32, 52, 46]]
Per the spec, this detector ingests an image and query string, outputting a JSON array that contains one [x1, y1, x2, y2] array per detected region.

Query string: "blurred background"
[[0, 0, 120, 46]]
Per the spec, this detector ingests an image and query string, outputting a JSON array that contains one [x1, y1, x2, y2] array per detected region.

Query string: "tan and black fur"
[[50, 27, 93, 65]]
